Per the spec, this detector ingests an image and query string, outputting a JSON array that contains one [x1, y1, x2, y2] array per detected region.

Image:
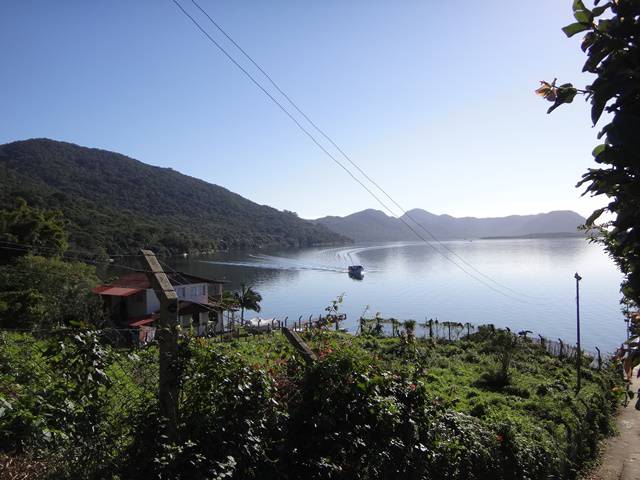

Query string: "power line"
[[187, 0, 539, 301], [170, 0, 539, 304], [0, 239, 140, 259]]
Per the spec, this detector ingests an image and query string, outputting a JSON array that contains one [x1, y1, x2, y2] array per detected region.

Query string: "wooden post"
[[282, 327, 317, 364], [140, 249, 178, 443]]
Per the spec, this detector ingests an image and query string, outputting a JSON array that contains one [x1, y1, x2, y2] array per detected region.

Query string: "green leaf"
[[592, 144, 606, 157], [547, 87, 578, 113], [586, 208, 605, 225], [591, 96, 607, 124], [562, 22, 590, 38], [581, 32, 596, 52], [592, 3, 612, 16], [574, 10, 592, 24], [597, 19, 613, 32], [572, 0, 587, 12]]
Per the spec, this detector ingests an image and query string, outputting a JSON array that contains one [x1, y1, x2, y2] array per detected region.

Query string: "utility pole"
[[140, 249, 178, 442], [574, 272, 582, 393]]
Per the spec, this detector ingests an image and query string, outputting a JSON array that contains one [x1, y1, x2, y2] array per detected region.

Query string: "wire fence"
[[0, 315, 603, 478]]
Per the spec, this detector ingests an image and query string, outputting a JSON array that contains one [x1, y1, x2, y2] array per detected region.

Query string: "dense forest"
[[0, 139, 348, 256]]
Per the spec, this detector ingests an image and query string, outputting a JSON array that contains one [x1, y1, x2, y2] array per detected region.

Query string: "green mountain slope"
[[0, 139, 348, 255]]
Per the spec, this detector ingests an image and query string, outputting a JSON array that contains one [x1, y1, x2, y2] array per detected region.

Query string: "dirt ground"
[[585, 367, 640, 480]]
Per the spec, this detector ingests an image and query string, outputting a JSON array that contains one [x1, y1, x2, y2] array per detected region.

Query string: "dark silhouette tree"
[[537, 0, 640, 318]]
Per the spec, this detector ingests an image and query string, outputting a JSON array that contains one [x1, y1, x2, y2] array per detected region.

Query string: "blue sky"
[[0, 1, 604, 219]]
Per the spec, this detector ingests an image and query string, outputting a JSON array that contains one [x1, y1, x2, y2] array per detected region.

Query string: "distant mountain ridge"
[[315, 208, 586, 242], [0, 139, 348, 255]]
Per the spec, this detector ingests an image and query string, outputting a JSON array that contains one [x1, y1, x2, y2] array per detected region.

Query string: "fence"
[[189, 312, 601, 368], [0, 313, 604, 477]]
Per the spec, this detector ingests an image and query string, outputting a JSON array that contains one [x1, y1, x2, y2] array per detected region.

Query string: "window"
[[190, 286, 198, 297], [177, 287, 185, 298], [201, 285, 207, 296]]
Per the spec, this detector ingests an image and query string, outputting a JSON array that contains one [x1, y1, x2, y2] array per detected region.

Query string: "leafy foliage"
[[0, 255, 104, 330], [0, 139, 348, 256], [538, 0, 640, 311], [0, 198, 68, 262], [0, 329, 620, 479], [235, 285, 262, 324]]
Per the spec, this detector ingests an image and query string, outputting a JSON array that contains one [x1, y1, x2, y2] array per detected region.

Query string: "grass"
[[0, 328, 621, 479]]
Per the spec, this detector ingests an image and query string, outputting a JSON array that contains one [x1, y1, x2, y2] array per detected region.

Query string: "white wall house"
[[93, 271, 228, 339]]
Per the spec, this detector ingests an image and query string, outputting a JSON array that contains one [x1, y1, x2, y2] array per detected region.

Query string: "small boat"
[[348, 265, 364, 279]]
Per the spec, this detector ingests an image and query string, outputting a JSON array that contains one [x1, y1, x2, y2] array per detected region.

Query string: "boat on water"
[[348, 265, 364, 279]]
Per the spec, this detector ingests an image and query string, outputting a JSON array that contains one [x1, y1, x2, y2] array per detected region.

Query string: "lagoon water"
[[169, 238, 625, 352]]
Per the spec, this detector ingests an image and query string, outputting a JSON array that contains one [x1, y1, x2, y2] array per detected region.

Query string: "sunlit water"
[[168, 239, 625, 352]]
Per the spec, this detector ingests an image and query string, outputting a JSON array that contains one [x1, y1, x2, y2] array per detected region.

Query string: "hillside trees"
[[0, 198, 68, 262], [537, 0, 640, 315], [0, 201, 103, 329], [0, 139, 348, 255]]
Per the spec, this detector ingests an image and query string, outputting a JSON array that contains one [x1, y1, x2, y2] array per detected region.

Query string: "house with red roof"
[[93, 271, 231, 343]]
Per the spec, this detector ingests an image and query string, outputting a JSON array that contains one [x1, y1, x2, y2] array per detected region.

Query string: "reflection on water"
[[168, 238, 625, 351]]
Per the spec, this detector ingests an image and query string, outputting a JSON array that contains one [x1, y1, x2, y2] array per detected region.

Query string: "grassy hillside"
[[0, 328, 619, 479], [0, 139, 348, 255]]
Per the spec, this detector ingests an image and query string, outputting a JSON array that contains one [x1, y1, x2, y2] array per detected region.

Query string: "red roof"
[[92, 285, 144, 297], [129, 315, 157, 327], [92, 273, 150, 297]]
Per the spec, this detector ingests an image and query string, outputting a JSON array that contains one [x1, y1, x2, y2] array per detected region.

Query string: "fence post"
[[140, 249, 178, 444], [596, 346, 602, 371]]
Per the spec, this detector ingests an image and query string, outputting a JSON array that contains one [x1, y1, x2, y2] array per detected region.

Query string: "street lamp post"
[[574, 272, 582, 393]]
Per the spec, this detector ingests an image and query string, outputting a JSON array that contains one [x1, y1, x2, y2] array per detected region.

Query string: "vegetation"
[[0, 202, 104, 330], [235, 285, 262, 324], [0, 138, 349, 256], [0, 255, 104, 330], [0, 199, 68, 262], [0, 327, 620, 479], [537, 0, 640, 318]]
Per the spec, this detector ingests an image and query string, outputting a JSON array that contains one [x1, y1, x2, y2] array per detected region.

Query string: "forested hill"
[[0, 139, 348, 255]]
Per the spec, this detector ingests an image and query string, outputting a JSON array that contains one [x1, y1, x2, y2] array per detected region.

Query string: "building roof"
[[129, 314, 157, 327], [93, 271, 227, 298], [92, 285, 144, 297]]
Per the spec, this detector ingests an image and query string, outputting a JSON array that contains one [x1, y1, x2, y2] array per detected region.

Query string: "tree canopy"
[[538, 0, 640, 316], [0, 254, 104, 329], [235, 286, 262, 324], [0, 139, 348, 256], [0, 198, 68, 262]]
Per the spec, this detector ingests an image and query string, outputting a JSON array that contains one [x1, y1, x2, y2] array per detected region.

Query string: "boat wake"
[[200, 254, 347, 273]]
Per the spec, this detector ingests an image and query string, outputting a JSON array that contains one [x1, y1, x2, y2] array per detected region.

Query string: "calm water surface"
[[169, 238, 625, 352]]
